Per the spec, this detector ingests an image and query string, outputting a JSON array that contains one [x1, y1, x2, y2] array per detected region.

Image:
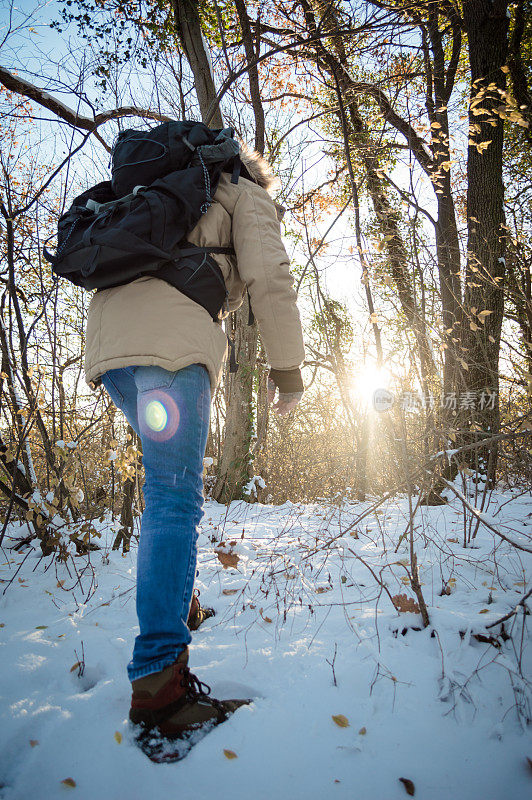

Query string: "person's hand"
[[267, 378, 303, 416]]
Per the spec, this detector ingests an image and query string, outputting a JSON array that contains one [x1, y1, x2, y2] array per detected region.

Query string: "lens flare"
[[145, 400, 168, 432], [139, 389, 180, 441]]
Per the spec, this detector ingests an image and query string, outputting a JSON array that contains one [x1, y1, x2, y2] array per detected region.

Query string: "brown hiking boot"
[[130, 648, 249, 741], [187, 590, 215, 632]]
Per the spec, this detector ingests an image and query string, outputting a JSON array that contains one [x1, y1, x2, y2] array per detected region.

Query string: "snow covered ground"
[[1, 490, 531, 800]]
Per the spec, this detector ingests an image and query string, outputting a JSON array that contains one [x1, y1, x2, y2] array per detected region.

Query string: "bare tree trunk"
[[211, 0, 267, 503], [462, 0, 509, 477], [235, 0, 265, 154], [172, 0, 223, 128], [173, 0, 258, 505], [212, 297, 258, 503]]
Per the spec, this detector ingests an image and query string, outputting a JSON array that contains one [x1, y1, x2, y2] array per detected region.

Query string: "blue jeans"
[[101, 364, 211, 681]]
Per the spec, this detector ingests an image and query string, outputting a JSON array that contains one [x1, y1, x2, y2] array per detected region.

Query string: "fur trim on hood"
[[239, 143, 279, 193]]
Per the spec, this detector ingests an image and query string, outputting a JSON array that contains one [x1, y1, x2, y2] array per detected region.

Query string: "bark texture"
[[212, 297, 258, 503], [173, 0, 224, 128], [462, 0, 509, 470]]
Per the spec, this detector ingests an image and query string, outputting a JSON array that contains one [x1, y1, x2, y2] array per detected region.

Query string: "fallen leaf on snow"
[[29, 740, 39, 747], [215, 542, 240, 569], [399, 777, 415, 796], [114, 731, 122, 744], [358, 727, 367, 735], [61, 778, 76, 788], [222, 589, 238, 596], [332, 714, 349, 728], [69, 661, 81, 673], [223, 749, 237, 759], [392, 594, 420, 614], [216, 550, 240, 569]]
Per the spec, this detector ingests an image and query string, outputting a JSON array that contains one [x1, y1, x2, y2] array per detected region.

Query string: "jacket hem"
[[85, 353, 222, 392]]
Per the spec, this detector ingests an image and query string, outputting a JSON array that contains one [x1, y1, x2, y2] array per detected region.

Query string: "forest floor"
[[0, 486, 531, 800]]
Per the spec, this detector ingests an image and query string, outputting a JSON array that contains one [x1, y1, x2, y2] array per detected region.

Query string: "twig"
[[326, 642, 338, 687], [486, 587, 532, 629], [438, 476, 532, 554]]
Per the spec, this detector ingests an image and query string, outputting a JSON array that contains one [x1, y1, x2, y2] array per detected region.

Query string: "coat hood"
[[239, 144, 279, 193]]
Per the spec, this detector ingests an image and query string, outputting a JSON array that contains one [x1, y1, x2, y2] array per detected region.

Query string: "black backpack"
[[43, 121, 247, 320]]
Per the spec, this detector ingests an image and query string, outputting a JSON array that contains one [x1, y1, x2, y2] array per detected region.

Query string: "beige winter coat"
[[84, 153, 305, 390]]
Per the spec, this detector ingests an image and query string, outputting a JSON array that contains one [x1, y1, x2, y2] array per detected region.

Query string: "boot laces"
[[179, 665, 212, 700]]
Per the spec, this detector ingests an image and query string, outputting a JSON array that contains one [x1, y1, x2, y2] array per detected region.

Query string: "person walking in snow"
[[84, 144, 305, 752]]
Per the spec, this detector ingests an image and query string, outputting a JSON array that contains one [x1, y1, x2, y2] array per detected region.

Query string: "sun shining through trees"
[[350, 363, 393, 408]]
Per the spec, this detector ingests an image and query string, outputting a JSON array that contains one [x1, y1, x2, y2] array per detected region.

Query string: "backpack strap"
[[226, 333, 238, 373], [231, 155, 241, 185], [247, 289, 255, 326], [176, 245, 235, 257]]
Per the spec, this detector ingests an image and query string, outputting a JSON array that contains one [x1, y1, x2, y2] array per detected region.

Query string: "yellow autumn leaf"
[[332, 714, 350, 728], [61, 778, 76, 788], [479, 609, 489, 614], [223, 749, 238, 759], [69, 662, 81, 673], [114, 731, 122, 744], [358, 727, 367, 735], [477, 310, 493, 318]]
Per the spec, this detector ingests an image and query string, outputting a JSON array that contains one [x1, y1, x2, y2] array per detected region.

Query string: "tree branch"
[[0, 66, 172, 130]]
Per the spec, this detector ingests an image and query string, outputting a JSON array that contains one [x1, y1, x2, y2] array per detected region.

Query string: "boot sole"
[[134, 719, 217, 763], [131, 700, 251, 762]]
